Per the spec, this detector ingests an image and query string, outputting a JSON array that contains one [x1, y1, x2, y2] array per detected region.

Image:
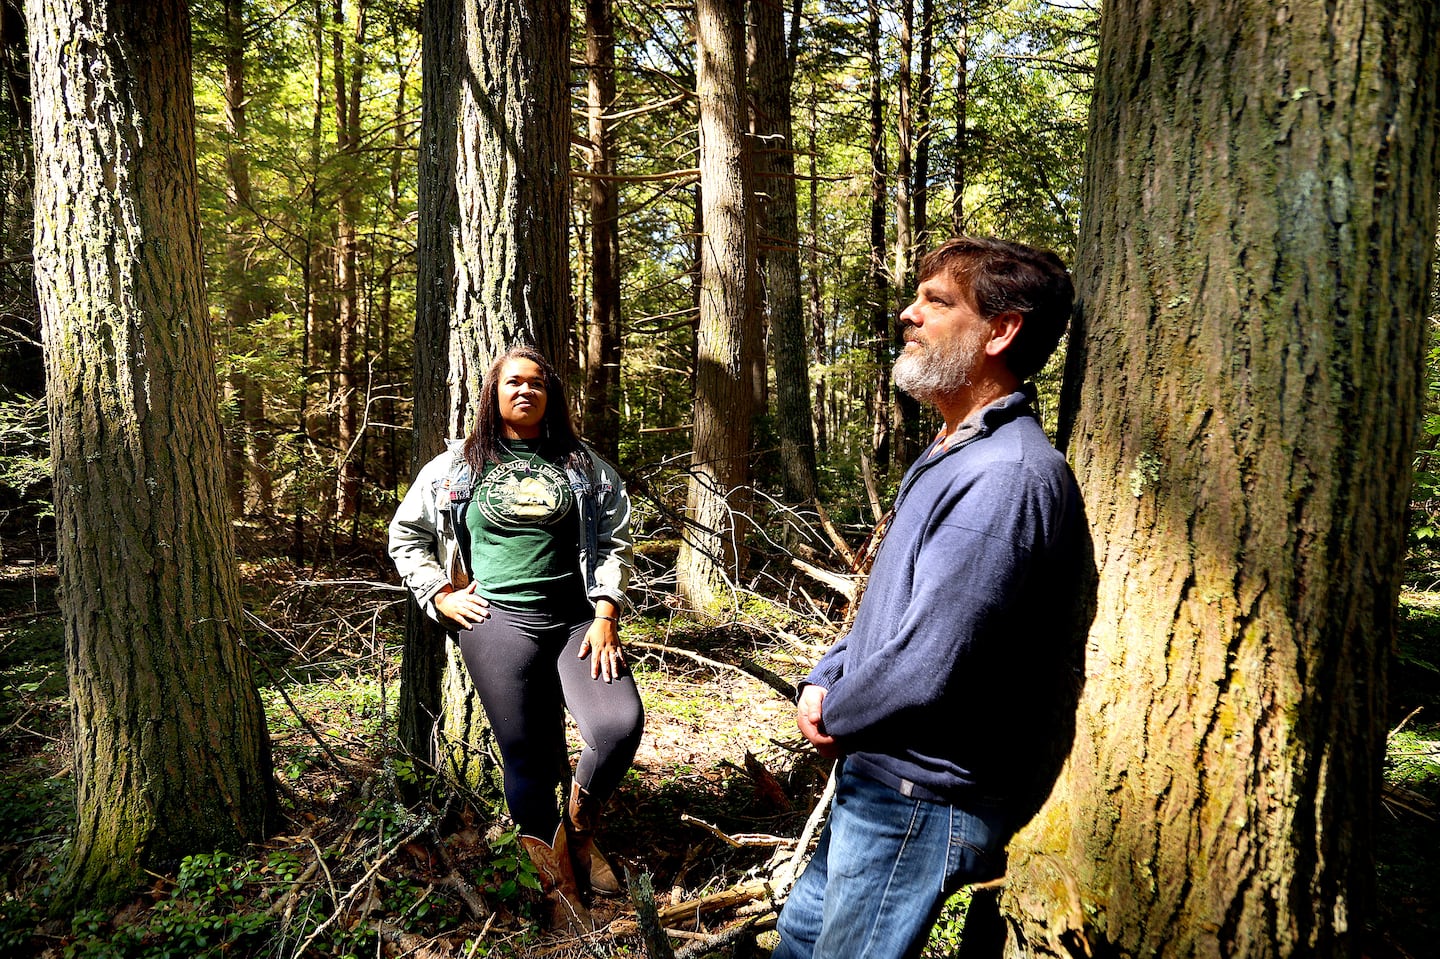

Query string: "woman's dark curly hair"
[[463, 345, 591, 477]]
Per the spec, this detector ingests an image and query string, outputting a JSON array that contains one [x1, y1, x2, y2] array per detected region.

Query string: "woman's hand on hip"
[[579, 617, 623, 683], [434, 582, 490, 629]]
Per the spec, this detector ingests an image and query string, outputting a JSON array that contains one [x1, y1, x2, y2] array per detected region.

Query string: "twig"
[[774, 766, 837, 896], [810, 498, 856, 567], [679, 814, 791, 848], [244, 610, 362, 787], [292, 811, 435, 959], [627, 640, 796, 700], [1389, 705, 1425, 740], [673, 914, 772, 959]]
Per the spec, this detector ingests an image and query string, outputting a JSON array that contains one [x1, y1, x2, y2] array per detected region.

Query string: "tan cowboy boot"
[[519, 824, 593, 935], [567, 782, 623, 898]]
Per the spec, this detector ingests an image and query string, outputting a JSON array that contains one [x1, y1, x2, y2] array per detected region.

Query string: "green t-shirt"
[[465, 439, 585, 609]]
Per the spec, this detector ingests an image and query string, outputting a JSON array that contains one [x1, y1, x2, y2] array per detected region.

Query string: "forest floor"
[[0, 547, 1437, 958]]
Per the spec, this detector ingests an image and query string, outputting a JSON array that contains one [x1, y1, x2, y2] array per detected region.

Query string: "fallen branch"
[[1389, 705, 1425, 740], [679, 814, 792, 848], [628, 640, 795, 700], [673, 912, 776, 959], [627, 871, 677, 959], [789, 558, 858, 602], [243, 611, 362, 787], [773, 766, 837, 896], [293, 810, 436, 959], [1383, 781, 1437, 821], [607, 879, 776, 939], [810, 498, 856, 568]]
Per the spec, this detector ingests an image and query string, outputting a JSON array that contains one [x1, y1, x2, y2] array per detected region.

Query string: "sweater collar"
[[925, 385, 1037, 459]]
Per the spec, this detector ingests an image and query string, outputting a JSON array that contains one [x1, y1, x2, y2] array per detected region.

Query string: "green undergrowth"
[[1377, 595, 1440, 955], [3, 567, 1439, 957]]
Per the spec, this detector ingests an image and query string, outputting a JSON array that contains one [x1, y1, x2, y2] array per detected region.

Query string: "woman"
[[388, 346, 644, 933]]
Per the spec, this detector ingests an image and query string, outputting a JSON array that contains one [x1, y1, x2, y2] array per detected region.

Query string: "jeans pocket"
[[947, 805, 1009, 887]]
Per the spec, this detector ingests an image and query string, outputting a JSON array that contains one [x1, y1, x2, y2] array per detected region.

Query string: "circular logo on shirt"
[[475, 458, 573, 527]]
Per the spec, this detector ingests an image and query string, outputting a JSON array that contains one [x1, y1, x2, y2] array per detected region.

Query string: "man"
[[774, 237, 1088, 959]]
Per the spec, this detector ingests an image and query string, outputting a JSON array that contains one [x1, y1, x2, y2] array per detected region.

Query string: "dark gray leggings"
[[457, 603, 644, 838]]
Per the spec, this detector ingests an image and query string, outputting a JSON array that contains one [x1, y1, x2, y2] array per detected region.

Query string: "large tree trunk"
[[1004, 2, 1440, 956], [28, 0, 275, 909], [675, 0, 756, 614], [583, 0, 621, 459], [400, 0, 570, 791], [750, 0, 817, 503]]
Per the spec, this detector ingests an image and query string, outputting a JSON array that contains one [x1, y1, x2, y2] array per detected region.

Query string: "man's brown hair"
[[917, 237, 1074, 381]]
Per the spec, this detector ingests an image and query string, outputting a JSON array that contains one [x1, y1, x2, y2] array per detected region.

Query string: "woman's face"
[[497, 357, 548, 438]]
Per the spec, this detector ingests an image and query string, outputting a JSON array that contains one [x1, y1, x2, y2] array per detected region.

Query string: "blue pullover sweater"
[[806, 389, 1086, 813]]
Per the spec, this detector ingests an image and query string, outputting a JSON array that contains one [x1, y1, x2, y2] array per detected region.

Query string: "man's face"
[[894, 270, 992, 402]]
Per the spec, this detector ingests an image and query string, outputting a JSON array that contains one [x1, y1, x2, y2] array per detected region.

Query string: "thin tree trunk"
[[219, 0, 273, 519], [583, 0, 621, 459], [951, 12, 968, 234], [865, 0, 890, 473], [1005, 2, 1440, 956], [913, 0, 934, 250], [28, 0, 275, 909], [333, 0, 366, 524], [751, 0, 817, 503], [806, 70, 826, 458], [890, 0, 920, 466]]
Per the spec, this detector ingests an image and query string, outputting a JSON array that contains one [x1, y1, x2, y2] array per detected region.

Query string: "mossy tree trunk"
[[1003, 2, 1440, 956], [675, 0, 758, 614], [27, 0, 276, 909], [400, 0, 570, 794]]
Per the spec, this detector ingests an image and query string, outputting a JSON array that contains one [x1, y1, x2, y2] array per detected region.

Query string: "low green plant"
[[474, 827, 540, 903], [53, 854, 272, 959], [921, 887, 972, 957]]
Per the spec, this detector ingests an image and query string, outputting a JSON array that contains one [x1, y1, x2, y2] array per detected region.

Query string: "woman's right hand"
[[434, 581, 491, 629]]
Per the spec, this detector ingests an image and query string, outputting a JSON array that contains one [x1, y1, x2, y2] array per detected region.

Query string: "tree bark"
[[951, 11, 968, 234], [864, 0, 890, 474], [28, 0, 275, 908], [333, 0, 367, 523], [890, 0, 920, 466], [401, 0, 570, 790], [583, 0, 621, 460], [218, 0, 274, 519], [805, 69, 826, 458], [751, 0, 817, 503], [676, 0, 757, 614], [912, 0, 934, 252], [1005, 2, 1440, 956]]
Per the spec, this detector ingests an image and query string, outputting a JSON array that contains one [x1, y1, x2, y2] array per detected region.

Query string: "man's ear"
[[986, 312, 1023, 357]]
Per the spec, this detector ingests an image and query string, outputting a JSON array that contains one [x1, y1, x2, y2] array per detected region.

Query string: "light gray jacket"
[[388, 440, 633, 624]]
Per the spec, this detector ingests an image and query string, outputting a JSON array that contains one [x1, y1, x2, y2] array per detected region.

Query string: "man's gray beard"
[[893, 342, 977, 402]]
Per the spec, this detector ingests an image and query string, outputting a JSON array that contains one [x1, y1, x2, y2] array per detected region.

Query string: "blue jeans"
[[774, 767, 1013, 959]]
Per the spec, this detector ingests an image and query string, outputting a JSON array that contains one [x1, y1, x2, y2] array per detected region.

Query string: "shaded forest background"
[[1, 0, 1438, 957], [2, 0, 1093, 562]]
